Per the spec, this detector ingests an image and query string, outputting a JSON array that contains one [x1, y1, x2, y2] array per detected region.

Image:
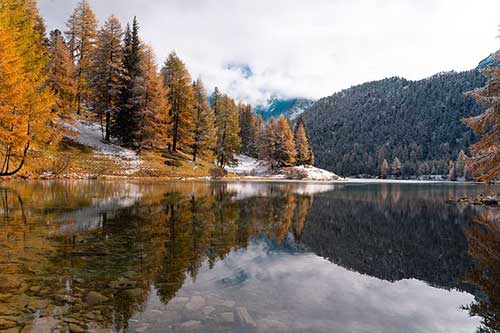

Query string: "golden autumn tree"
[[65, 0, 98, 115], [276, 114, 296, 167], [47, 29, 76, 117], [161, 52, 194, 152], [191, 79, 216, 162], [0, 0, 57, 176], [139, 45, 170, 150], [463, 53, 500, 182], [294, 117, 314, 166]]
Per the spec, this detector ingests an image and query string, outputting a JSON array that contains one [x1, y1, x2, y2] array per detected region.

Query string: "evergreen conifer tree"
[[91, 15, 124, 141], [116, 17, 145, 147]]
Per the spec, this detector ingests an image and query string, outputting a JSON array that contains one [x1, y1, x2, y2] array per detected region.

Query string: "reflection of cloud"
[[171, 240, 480, 333], [56, 184, 142, 235], [225, 182, 338, 199]]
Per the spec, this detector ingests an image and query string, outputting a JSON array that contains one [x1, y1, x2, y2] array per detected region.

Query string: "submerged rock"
[[235, 307, 257, 328], [0, 317, 17, 329], [21, 317, 60, 333], [85, 292, 109, 306]]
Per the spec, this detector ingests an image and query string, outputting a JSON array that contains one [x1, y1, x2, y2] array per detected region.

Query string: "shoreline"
[[1, 175, 491, 185]]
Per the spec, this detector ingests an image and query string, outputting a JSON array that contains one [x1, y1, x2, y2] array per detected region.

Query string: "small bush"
[[284, 168, 308, 180], [209, 167, 225, 179]]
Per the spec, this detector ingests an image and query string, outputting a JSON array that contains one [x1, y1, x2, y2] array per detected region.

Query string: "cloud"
[[39, 0, 500, 105]]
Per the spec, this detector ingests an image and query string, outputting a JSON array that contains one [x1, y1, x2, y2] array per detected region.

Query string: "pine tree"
[[209, 87, 222, 114], [214, 95, 240, 168], [161, 52, 195, 152], [463, 58, 500, 181], [116, 17, 144, 147], [276, 115, 296, 167], [90, 15, 125, 142], [65, 0, 97, 115], [294, 118, 314, 166], [139, 45, 170, 150], [392, 157, 401, 177], [239, 104, 262, 158], [0, 0, 57, 176], [192, 79, 216, 162], [380, 159, 389, 178], [47, 29, 76, 117]]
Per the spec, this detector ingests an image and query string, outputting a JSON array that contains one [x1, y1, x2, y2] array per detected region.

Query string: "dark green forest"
[[302, 70, 487, 177]]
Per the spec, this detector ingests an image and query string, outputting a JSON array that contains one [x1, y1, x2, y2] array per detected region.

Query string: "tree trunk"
[[0, 143, 30, 177], [105, 113, 110, 142]]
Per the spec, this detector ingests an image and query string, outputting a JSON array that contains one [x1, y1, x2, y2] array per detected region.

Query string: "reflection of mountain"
[[300, 185, 480, 293]]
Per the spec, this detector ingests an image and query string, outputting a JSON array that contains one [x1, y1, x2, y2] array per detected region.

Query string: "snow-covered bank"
[[227, 155, 341, 181], [64, 120, 142, 175], [342, 178, 480, 184]]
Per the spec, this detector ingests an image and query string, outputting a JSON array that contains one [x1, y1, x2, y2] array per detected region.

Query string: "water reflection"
[[0, 181, 497, 332]]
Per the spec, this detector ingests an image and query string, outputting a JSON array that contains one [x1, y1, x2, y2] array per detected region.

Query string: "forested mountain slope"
[[302, 70, 486, 176]]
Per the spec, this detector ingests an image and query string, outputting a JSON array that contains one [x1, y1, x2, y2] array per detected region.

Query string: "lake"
[[0, 181, 498, 333]]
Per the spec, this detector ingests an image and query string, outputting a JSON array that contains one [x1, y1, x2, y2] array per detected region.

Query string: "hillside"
[[21, 117, 216, 179], [302, 70, 487, 177]]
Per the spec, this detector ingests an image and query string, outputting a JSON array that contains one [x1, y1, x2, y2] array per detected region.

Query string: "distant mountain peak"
[[477, 51, 500, 70], [224, 63, 254, 79], [254, 97, 315, 121]]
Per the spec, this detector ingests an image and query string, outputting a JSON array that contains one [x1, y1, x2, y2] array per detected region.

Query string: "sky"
[[39, 0, 500, 106]]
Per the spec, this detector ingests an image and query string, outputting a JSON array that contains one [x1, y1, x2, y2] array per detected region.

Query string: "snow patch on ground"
[[227, 155, 341, 181], [226, 155, 270, 176], [64, 120, 142, 175], [294, 165, 340, 181]]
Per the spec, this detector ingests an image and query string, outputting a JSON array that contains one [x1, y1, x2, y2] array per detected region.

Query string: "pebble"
[[222, 300, 236, 308], [68, 323, 85, 333], [202, 306, 215, 316], [219, 312, 234, 323], [175, 320, 201, 332]]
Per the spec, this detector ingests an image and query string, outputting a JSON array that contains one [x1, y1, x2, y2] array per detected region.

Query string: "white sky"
[[39, 0, 500, 105]]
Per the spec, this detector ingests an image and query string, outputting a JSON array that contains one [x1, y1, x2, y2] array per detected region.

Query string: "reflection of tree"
[[11, 181, 481, 332], [464, 209, 500, 333]]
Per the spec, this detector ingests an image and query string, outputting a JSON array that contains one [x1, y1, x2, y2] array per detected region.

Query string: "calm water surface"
[[0, 181, 498, 333]]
